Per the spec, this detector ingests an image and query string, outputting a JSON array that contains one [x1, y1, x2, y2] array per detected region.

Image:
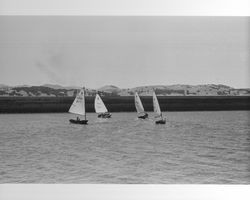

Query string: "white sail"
[[94, 94, 108, 113], [153, 91, 162, 117], [135, 92, 145, 114], [69, 88, 86, 116]]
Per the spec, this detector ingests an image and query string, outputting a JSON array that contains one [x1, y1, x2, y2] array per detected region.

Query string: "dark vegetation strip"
[[0, 96, 249, 113]]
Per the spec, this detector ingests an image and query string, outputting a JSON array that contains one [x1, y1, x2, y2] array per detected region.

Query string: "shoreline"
[[0, 96, 249, 113]]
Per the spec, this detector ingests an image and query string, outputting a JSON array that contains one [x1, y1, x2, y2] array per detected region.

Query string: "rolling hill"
[[0, 84, 249, 97]]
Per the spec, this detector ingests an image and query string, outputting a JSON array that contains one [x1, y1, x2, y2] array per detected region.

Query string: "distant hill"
[[0, 84, 10, 89], [42, 84, 81, 90], [98, 85, 120, 93], [0, 84, 249, 97], [127, 84, 237, 96], [41, 84, 65, 90]]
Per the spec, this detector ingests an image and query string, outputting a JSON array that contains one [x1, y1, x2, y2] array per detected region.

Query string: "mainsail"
[[94, 94, 108, 113], [135, 92, 145, 114], [153, 91, 162, 117], [69, 88, 86, 116]]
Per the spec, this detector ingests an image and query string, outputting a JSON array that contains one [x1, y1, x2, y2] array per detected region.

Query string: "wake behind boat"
[[135, 92, 148, 119], [153, 91, 166, 124], [94, 94, 111, 118], [68, 87, 88, 124]]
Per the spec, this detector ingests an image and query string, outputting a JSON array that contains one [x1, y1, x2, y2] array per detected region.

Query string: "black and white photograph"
[[0, 0, 249, 199]]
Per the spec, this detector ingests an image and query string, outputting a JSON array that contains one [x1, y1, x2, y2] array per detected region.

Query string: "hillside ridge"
[[0, 84, 249, 97]]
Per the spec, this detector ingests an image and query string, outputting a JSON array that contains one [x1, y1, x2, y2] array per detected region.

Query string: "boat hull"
[[138, 113, 148, 119], [69, 119, 88, 124], [97, 113, 112, 118], [155, 119, 166, 124]]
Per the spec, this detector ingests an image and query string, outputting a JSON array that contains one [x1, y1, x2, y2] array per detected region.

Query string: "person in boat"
[[77, 116, 80, 121]]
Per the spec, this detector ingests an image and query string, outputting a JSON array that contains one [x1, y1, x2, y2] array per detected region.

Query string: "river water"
[[0, 111, 249, 183]]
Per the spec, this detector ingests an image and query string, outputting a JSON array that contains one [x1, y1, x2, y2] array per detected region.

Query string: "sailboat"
[[152, 91, 166, 124], [134, 92, 148, 119], [94, 94, 111, 118], [69, 87, 88, 124]]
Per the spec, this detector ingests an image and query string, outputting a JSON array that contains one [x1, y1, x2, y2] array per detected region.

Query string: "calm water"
[[0, 111, 249, 183]]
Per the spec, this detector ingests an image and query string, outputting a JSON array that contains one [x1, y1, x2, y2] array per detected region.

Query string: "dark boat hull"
[[138, 113, 148, 119], [69, 119, 88, 124], [155, 119, 166, 124], [97, 113, 112, 118]]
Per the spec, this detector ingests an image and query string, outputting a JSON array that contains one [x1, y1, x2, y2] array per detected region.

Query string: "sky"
[[0, 16, 249, 89], [0, 0, 249, 15]]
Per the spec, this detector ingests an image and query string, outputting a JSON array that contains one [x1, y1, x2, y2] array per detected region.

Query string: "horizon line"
[[1, 83, 250, 89]]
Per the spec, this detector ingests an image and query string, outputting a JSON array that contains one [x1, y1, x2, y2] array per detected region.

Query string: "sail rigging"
[[69, 88, 86, 116], [135, 92, 145, 114], [94, 94, 108, 113], [153, 91, 162, 118]]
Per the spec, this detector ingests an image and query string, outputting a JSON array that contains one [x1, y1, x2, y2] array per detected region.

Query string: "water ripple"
[[0, 111, 249, 183]]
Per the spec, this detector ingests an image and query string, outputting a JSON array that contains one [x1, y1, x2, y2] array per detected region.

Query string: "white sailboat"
[[134, 92, 148, 119], [69, 87, 88, 124], [94, 94, 111, 118], [152, 91, 166, 124]]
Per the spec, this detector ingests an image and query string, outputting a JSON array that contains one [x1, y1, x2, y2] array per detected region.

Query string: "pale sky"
[[0, 0, 249, 15], [0, 16, 249, 88]]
